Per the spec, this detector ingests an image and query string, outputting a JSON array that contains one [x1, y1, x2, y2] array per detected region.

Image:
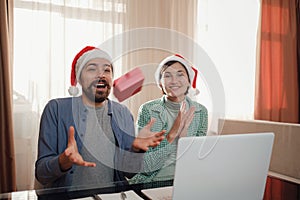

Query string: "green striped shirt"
[[129, 95, 208, 184]]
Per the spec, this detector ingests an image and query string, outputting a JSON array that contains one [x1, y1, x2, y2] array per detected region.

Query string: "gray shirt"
[[72, 102, 116, 187]]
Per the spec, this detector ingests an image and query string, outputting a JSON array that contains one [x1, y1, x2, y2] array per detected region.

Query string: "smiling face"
[[160, 62, 190, 102], [79, 58, 113, 107]]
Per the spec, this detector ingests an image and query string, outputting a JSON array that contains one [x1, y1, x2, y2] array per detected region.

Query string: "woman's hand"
[[167, 102, 195, 143]]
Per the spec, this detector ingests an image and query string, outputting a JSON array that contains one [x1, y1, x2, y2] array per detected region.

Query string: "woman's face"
[[160, 62, 190, 102]]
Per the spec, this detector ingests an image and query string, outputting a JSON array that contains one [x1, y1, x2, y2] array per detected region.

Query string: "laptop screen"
[[172, 133, 274, 200]]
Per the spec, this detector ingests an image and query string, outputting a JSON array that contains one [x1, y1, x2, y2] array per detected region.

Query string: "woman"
[[129, 54, 208, 184]]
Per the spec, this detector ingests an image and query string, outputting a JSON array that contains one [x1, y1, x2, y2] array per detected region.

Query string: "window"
[[13, 0, 124, 190], [196, 0, 260, 120]]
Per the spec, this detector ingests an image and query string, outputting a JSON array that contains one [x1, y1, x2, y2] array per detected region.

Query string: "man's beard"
[[83, 80, 111, 103]]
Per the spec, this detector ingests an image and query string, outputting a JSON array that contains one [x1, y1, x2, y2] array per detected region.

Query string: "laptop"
[[170, 132, 274, 200]]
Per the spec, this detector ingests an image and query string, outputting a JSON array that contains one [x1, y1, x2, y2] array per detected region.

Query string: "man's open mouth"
[[96, 83, 106, 88], [93, 79, 109, 89]]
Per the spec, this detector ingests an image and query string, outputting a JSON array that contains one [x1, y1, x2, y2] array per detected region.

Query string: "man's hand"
[[58, 126, 96, 171], [132, 118, 166, 151], [167, 102, 195, 143]]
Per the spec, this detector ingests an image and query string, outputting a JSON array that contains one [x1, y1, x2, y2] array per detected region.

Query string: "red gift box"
[[113, 67, 145, 102]]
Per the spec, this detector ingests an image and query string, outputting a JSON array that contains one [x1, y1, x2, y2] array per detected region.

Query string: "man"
[[35, 46, 165, 188]]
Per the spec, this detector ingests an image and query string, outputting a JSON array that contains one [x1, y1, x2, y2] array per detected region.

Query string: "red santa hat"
[[154, 54, 199, 95], [68, 46, 113, 96]]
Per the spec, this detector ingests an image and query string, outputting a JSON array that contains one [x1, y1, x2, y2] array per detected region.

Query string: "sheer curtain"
[[13, 0, 197, 190], [121, 0, 197, 120], [13, 0, 125, 190]]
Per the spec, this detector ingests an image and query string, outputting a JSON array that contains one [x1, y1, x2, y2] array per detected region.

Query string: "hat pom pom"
[[68, 86, 79, 96], [190, 88, 200, 96]]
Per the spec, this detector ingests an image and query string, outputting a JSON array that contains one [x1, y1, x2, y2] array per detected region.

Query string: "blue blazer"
[[35, 97, 142, 188]]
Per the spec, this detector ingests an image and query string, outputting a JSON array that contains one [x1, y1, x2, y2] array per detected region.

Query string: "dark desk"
[[0, 180, 173, 200]]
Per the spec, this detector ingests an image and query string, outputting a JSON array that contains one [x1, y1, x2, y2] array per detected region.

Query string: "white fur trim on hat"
[[75, 49, 112, 83]]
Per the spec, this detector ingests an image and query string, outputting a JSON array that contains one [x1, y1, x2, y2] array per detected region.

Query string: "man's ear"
[[77, 73, 83, 85]]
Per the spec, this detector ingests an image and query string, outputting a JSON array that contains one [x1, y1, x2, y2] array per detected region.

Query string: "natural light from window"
[[196, 0, 260, 120]]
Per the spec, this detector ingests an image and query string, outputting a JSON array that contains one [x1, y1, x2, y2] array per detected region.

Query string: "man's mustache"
[[89, 79, 111, 89]]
